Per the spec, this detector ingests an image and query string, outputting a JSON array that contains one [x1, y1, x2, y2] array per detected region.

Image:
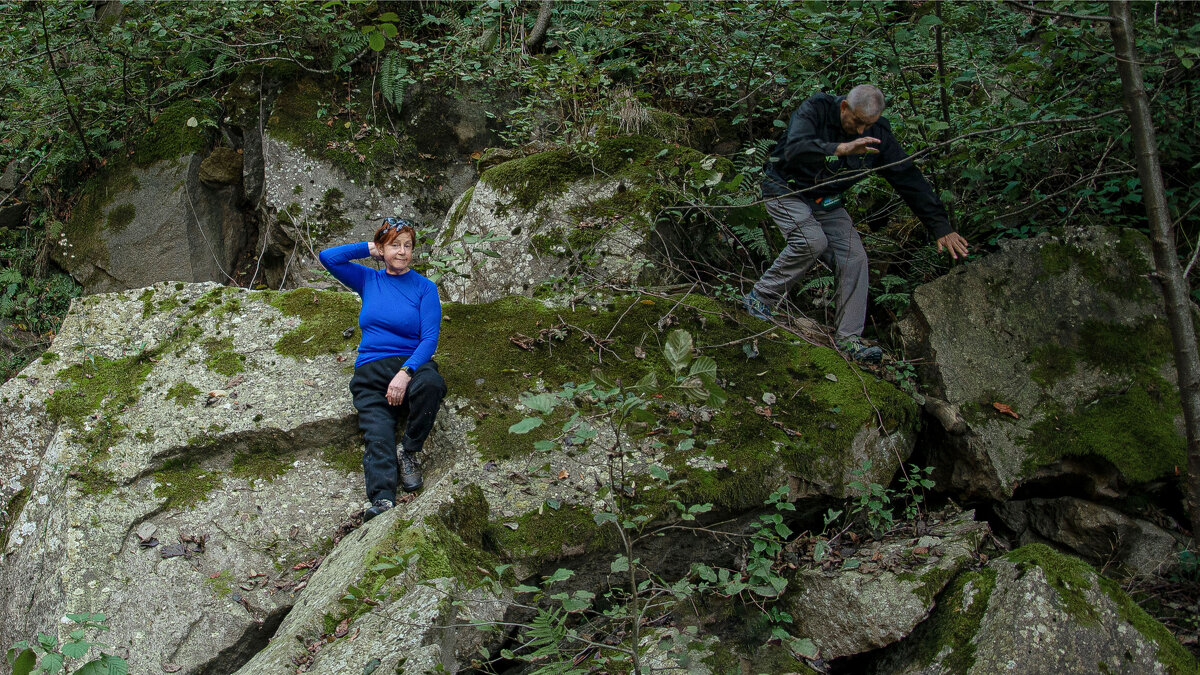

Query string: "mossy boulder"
[[0, 282, 368, 674], [900, 226, 1186, 504], [439, 136, 728, 304], [782, 509, 989, 660], [870, 543, 1196, 674], [51, 102, 247, 293]]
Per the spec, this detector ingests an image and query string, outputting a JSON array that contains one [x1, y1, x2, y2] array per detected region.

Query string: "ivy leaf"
[[508, 417, 543, 434]]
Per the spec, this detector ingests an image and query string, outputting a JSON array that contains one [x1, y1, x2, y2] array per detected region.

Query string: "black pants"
[[349, 357, 446, 502]]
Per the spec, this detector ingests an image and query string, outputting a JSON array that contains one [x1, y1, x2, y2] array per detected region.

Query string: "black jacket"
[[762, 92, 952, 238]]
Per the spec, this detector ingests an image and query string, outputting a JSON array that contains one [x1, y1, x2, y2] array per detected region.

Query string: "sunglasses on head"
[[382, 217, 415, 233]]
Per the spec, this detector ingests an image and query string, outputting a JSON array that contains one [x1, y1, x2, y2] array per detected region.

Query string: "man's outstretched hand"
[[937, 232, 970, 260], [834, 137, 881, 156]]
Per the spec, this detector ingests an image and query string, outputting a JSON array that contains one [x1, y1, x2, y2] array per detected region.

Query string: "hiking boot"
[[838, 336, 883, 364], [364, 498, 394, 522], [742, 290, 774, 321], [399, 451, 423, 493]]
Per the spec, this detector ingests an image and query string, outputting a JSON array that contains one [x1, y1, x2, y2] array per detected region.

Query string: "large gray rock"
[[53, 161, 245, 294], [871, 543, 1197, 674], [900, 226, 1186, 501], [0, 282, 366, 673], [437, 137, 722, 304], [783, 510, 989, 660], [994, 496, 1180, 578]]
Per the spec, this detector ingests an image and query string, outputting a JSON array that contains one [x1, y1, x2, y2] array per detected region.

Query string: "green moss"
[[138, 288, 156, 317], [261, 288, 360, 358], [911, 565, 956, 606], [1005, 543, 1099, 624], [153, 456, 223, 509], [1036, 233, 1155, 301], [63, 168, 141, 267], [231, 446, 293, 482], [1024, 319, 1183, 483], [45, 353, 154, 458], [1029, 343, 1076, 388], [448, 184, 476, 231], [206, 569, 235, 598], [132, 100, 211, 167], [321, 439, 363, 475], [268, 78, 403, 184], [530, 228, 567, 257], [489, 504, 612, 565], [480, 135, 717, 214], [203, 337, 246, 376], [1097, 576, 1198, 674], [40, 351, 59, 364], [106, 203, 136, 233], [309, 187, 354, 240], [1, 488, 30, 552], [911, 568, 998, 672], [438, 294, 917, 510]]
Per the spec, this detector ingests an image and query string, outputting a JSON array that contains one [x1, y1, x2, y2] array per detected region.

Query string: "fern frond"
[[731, 223, 771, 257], [380, 50, 408, 110]]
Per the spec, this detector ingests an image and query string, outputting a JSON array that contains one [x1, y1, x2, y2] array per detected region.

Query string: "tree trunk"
[[524, 0, 553, 53], [1110, 0, 1200, 533]]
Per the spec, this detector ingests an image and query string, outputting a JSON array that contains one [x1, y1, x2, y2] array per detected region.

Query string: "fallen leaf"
[[334, 618, 350, 638], [753, 405, 772, 418], [913, 546, 930, 555], [824, 373, 838, 382], [992, 401, 1019, 419], [224, 374, 245, 388], [557, 469, 569, 480], [633, 345, 646, 359], [162, 665, 183, 673], [762, 392, 777, 405], [504, 522, 519, 530]]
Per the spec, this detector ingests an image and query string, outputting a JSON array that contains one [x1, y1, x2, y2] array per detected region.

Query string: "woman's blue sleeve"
[[403, 282, 442, 370], [318, 242, 372, 293]]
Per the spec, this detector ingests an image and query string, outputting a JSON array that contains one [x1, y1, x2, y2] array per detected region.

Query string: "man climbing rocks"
[[743, 84, 969, 363]]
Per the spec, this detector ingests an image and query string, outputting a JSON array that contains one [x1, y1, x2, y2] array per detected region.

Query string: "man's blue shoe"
[[838, 336, 883, 364], [742, 290, 774, 321]]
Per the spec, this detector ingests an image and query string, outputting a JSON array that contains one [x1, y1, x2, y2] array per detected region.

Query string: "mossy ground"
[[45, 352, 154, 462], [231, 447, 294, 482], [1036, 229, 1155, 302], [437, 294, 916, 511], [258, 288, 360, 359], [320, 438, 363, 475], [1024, 319, 1185, 482]]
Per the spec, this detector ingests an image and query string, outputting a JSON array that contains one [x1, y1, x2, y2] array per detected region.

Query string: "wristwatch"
[[400, 366, 415, 377]]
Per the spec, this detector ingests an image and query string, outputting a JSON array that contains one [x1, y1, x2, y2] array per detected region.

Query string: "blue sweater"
[[318, 242, 442, 369]]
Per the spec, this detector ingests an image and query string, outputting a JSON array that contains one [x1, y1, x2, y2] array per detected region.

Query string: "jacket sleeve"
[[778, 97, 841, 164], [402, 281, 442, 371], [875, 122, 954, 239], [318, 242, 372, 294]]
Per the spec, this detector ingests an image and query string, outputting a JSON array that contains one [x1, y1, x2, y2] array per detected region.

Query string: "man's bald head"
[[846, 84, 886, 118]]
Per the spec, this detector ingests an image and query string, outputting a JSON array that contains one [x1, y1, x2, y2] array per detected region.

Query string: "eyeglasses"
[[382, 217, 416, 234]]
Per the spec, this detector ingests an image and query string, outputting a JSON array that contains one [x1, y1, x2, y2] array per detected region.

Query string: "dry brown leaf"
[[557, 469, 569, 480], [992, 401, 1019, 419]]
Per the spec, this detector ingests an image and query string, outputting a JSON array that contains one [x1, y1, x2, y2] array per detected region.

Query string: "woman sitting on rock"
[[319, 218, 446, 521]]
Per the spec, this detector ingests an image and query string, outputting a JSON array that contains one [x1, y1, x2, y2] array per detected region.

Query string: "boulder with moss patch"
[[0, 282, 371, 674], [900, 226, 1187, 505], [870, 543, 1196, 674], [438, 136, 726, 304], [782, 509, 989, 660], [51, 102, 247, 294]]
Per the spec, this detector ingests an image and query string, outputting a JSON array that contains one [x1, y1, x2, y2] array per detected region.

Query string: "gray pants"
[[752, 195, 869, 339]]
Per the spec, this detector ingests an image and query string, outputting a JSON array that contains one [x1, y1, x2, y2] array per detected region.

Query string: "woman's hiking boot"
[[364, 498, 394, 522], [400, 451, 423, 492]]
